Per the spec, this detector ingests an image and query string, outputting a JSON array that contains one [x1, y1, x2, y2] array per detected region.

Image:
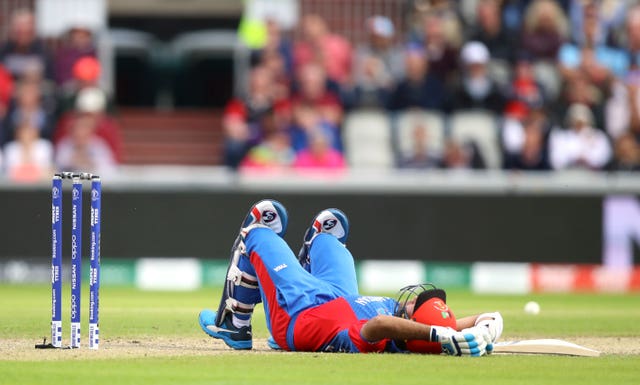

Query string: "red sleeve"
[[348, 319, 388, 353]]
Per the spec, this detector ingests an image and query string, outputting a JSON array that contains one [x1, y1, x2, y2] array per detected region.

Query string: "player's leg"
[[244, 227, 338, 349], [214, 199, 288, 327], [199, 199, 288, 349], [199, 254, 260, 349], [200, 199, 337, 351], [298, 209, 358, 296]]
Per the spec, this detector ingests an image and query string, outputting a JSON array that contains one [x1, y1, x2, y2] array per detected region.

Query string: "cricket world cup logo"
[[92, 189, 100, 201], [52, 187, 60, 199]]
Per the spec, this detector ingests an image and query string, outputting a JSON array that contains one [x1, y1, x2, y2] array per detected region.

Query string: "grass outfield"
[[1, 285, 639, 385]]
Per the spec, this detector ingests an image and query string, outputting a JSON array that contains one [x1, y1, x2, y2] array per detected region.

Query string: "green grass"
[[1, 284, 640, 385], [2, 355, 639, 385]]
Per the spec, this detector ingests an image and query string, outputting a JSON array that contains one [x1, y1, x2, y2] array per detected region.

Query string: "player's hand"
[[474, 312, 503, 343], [430, 326, 491, 357]]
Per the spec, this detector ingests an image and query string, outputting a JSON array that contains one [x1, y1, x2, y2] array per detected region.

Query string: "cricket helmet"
[[395, 284, 456, 354]]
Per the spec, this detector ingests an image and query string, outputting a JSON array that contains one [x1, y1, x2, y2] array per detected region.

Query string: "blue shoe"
[[199, 309, 252, 350], [298, 208, 349, 271], [267, 336, 281, 350]]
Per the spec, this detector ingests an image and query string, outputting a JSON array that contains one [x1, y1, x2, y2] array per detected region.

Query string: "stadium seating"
[[449, 110, 502, 168], [169, 30, 248, 108], [393, 109, 446, 164], [343, 109, 394, 169], [108, 28, 158, 107], [119, 109, 223, 165]]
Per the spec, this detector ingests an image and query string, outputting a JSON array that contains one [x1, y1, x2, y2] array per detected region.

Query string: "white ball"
[[524, 301, 540, 315]]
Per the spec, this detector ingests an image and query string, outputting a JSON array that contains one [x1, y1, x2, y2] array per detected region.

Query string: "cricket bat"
[[493, 339, 600, 357]]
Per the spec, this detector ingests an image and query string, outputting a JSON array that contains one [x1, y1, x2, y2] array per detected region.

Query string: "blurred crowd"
[[226, 0, 640, 173], [0, 8, 120, 183], [5, 1, 640, 182]]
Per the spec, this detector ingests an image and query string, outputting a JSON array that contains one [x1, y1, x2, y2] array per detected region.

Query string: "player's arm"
[[361, 315, 492, 356], [361, 314, 433, 342], [456, 315, 480, 330], [457, 312, 503, 343]]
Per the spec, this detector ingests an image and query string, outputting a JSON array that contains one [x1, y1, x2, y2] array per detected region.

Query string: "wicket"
[[43, 172, 101, 350]]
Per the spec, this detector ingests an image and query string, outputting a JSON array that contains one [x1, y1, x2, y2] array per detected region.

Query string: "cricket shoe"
[[298, 208, 349, 271], [199, 309, 252, 350]]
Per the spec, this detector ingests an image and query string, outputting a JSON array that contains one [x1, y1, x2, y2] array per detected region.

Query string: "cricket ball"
[[524, 301, 540, 315]]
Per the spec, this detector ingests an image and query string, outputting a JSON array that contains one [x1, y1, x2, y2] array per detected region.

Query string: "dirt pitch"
[[2, 336, 639, 360]]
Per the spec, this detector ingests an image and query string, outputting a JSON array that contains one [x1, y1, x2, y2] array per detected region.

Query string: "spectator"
[[0, 9, 53, 80], [418, 12, 461, 84], [222, 66, 276, 168], [501, 0, 531, 34], [468, 0, 516, 63], [549, 103, 611, 170], [1, 80, 54, 146], [290, 63, 343, 152], [57, 56, 113, 117], [508, 52, 546, 107], [398, 122, 440, 169], [605, 64, 640, 140], [294, 14, 352, 85], [240, 130, 295, 170], [568, 0, 626, 48], [502, 104, 551, 170], [293, 129, 345, 170], [612, 133, 640, 171], [55, 114, 117, 176], [3, 121, 53, 182], [0, 64, 13, 119], [626, 6, 640, 62], [55, 24, 97, 87], [345, 16, 404, 109], [521, 0, 569, 61], [240, 111, 295, 170], [253, 19, 293, 75], [413, 0, 459, 15], [558, 4, 628, 84], [556, 71, 605, 129], [451, 41, 506, 114], [388, 45, 448, 111], [260, 49, 292, 102], [440, 140, 485, 169], [53, 87, 123, 163]]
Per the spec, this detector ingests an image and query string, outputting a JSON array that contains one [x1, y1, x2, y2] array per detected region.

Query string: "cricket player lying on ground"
[[198, 200, 503, 355]]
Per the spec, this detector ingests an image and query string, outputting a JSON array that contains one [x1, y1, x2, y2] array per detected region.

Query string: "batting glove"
[[474, 312, 503, 343], [430, 326, 491, 357]]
